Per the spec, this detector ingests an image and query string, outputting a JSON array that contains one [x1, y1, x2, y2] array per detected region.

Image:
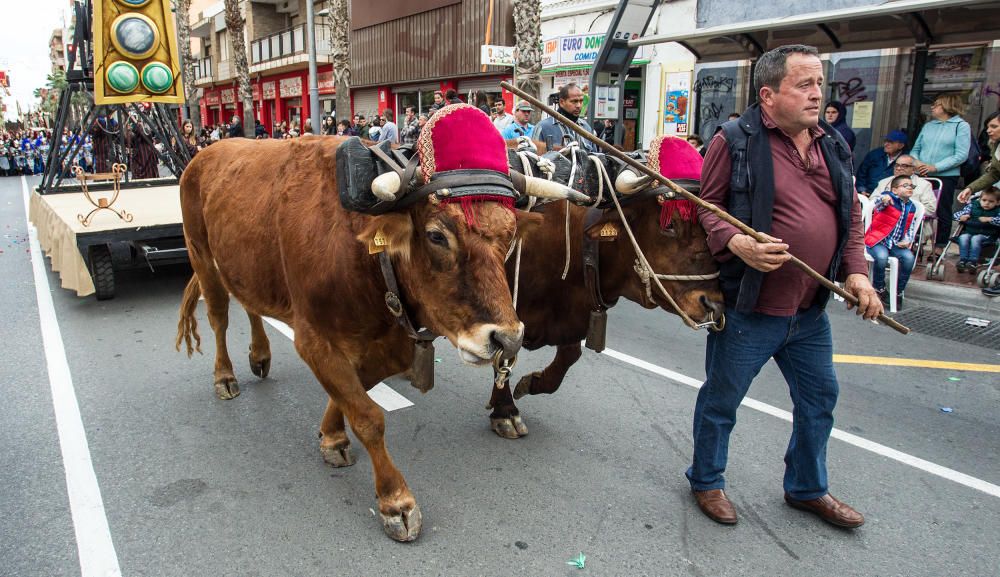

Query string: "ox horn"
[[510, 171, 590, 204], [614, 168, 653, 195], [371, 171, 402, 202]]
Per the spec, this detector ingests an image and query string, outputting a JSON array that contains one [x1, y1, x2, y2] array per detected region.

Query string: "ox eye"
[[426, 230, 449, 247]]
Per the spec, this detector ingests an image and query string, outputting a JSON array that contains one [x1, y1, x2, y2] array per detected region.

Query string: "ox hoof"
[[249, 352, 271, 379], [214, 378, 240, 400], [513, 372, 541, 400], [380, 503, 422, 542], [320, 443, 355, 468], [491, 415, 528, 439]]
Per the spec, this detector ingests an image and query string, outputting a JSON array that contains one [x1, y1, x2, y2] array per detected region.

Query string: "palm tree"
[[327, 0, 351, 123], [224, 0, 255, 137], [175, 0, 201, 132], [513, 0, 542, 124]]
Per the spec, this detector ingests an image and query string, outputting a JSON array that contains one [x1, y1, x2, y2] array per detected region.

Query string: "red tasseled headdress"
[[648, 135, 702, 228], [416, 103, 514, 227]]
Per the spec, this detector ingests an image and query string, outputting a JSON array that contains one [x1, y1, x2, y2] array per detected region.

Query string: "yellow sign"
[[93, 0, 185, 105]]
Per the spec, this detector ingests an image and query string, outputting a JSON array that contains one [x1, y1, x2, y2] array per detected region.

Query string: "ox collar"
[[377, 251, 436, 393]]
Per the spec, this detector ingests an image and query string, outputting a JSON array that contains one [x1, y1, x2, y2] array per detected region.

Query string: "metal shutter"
[[457, 76, 509, 94], [352, 88, 379, 118]]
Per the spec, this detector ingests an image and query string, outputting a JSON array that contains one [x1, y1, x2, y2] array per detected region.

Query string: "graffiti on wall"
[[828, 77, 868, 105], [695, 68, 738, 142]]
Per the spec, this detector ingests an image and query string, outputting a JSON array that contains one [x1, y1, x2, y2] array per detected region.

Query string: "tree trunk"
[[175, 0, 201, 132], [225, 0, 255, 137], [328, 0, 351, 123], [513, 0, 542, 125]]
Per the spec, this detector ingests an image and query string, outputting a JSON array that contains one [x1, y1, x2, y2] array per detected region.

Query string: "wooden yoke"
[[76, 163, 134, 227]]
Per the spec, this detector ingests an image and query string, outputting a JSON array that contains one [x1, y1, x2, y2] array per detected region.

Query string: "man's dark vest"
[[718, 103, 855, 314]]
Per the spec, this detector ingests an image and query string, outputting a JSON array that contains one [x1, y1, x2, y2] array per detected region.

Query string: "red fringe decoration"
[[439, 194, 515, 229], [659, 199, 696, 230]]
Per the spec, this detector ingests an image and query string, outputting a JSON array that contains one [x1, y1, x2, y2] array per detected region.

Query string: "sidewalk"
[[903, 257, 999, 318]]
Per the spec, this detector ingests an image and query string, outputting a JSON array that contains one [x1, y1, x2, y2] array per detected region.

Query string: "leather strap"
[[378, 251, 434, 342], [582, 207, 612, 312]]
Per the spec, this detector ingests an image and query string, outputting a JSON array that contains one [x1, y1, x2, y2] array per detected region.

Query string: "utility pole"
[[306, 0, 321, 135]]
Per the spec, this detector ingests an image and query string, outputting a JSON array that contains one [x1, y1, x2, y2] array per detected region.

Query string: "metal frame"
[[587, 0, 661, 146]]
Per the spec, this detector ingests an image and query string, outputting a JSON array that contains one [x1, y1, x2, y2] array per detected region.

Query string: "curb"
[[902, 279, 999, 318]]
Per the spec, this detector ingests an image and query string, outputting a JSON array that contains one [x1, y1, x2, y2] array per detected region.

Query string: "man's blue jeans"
[[868, 243, 915, 292], [957, 233, 993, 263], [686, 306, 838, 500]]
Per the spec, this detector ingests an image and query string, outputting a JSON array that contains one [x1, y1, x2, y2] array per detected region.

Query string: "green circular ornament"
[[141, 62, 173, 94], [106, 61, 140, 93]]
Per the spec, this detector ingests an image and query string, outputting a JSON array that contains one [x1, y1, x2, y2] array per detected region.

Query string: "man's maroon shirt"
[[698, 112, 868, 316]]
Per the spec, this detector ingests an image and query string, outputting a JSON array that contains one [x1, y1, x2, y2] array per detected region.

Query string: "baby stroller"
[[926, 222, 1000, 288]]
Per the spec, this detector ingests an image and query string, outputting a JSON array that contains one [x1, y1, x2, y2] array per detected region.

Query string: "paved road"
[[2, 175, 998, 577]]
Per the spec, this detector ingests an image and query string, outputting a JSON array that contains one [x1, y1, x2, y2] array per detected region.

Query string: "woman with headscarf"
[[824, 101, 856, 151]]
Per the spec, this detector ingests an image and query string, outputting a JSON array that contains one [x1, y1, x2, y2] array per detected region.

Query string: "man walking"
[[690, 44, 881, 529], [378, 109, 398, 144], [531, 83, 596, 151], [500, 102, 535, 139]]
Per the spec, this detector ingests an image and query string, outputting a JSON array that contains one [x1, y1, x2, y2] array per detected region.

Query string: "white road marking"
[[602, 347, 1000, 499], [261, 317, 414, 411], [21, 177, 123, 577]]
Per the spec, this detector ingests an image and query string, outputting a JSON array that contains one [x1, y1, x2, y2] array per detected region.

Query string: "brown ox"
[[176, 135, 529, 541], [483, 144, 725, 438]]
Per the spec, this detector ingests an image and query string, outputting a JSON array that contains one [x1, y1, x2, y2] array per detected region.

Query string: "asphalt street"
[[1, 175, 998, 577]]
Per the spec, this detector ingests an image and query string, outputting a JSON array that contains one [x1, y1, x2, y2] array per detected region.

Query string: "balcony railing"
[[250, 24, 330, 65], [193, 56, 213, 80]]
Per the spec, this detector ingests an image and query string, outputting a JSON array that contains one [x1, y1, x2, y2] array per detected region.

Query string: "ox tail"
[[176, 274, 203, 358]]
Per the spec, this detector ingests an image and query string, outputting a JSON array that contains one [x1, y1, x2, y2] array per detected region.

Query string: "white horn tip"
[[371, 172, 401, 202]]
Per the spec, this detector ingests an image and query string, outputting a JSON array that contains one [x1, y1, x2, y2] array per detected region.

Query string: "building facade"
[[539, 0, 699, 151], [667, 0, 1000, 164], [187, 0, 519, 133]]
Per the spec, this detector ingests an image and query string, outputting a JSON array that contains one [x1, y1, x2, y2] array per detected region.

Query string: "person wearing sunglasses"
[[871, 153, 937, 216]]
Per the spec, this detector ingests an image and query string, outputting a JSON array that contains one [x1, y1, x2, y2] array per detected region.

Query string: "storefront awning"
[[629, 0, 1000, 62]]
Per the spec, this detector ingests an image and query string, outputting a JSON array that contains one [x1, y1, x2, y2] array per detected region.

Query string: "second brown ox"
[[483, 139, 725, 438]]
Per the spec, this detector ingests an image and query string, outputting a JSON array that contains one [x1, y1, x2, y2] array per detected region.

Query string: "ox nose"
[[490, 327, 523, 360], [700, 294, 726, 324]]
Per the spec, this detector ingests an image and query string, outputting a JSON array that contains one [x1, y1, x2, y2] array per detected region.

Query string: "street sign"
[[481, 45, 517, 67]]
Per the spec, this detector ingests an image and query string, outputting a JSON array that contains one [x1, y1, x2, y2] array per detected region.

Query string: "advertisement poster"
[[662, 71, 691, 135]]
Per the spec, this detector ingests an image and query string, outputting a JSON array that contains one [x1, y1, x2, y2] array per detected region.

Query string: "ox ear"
[[514, 210, 545, 239], [583, 211, 623, 242], [356, 212, 414, 260]]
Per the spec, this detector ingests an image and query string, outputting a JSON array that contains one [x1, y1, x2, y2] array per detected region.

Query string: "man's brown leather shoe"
[[784, 493, 864, 528], [693, 489, 737, 524]]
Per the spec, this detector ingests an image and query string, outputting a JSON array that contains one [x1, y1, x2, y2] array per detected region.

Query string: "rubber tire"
[[977, 269, 988, 288], [989, 272, 1000, 289], [89, 244, 115, 301]]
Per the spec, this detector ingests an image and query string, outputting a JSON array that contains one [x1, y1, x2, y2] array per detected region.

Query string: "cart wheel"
[[926, 264, 942, 280], [977, 269, 988, 288], [989, 272, 1000, 289], [89, 244, 115, 301]]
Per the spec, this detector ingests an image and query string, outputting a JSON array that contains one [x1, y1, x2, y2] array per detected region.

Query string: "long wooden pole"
[[500, 81, 909, 335]]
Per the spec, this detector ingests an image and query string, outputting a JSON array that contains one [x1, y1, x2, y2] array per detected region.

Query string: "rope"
[[561, 143, 580, 280], [589, 152, 702, 329]]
